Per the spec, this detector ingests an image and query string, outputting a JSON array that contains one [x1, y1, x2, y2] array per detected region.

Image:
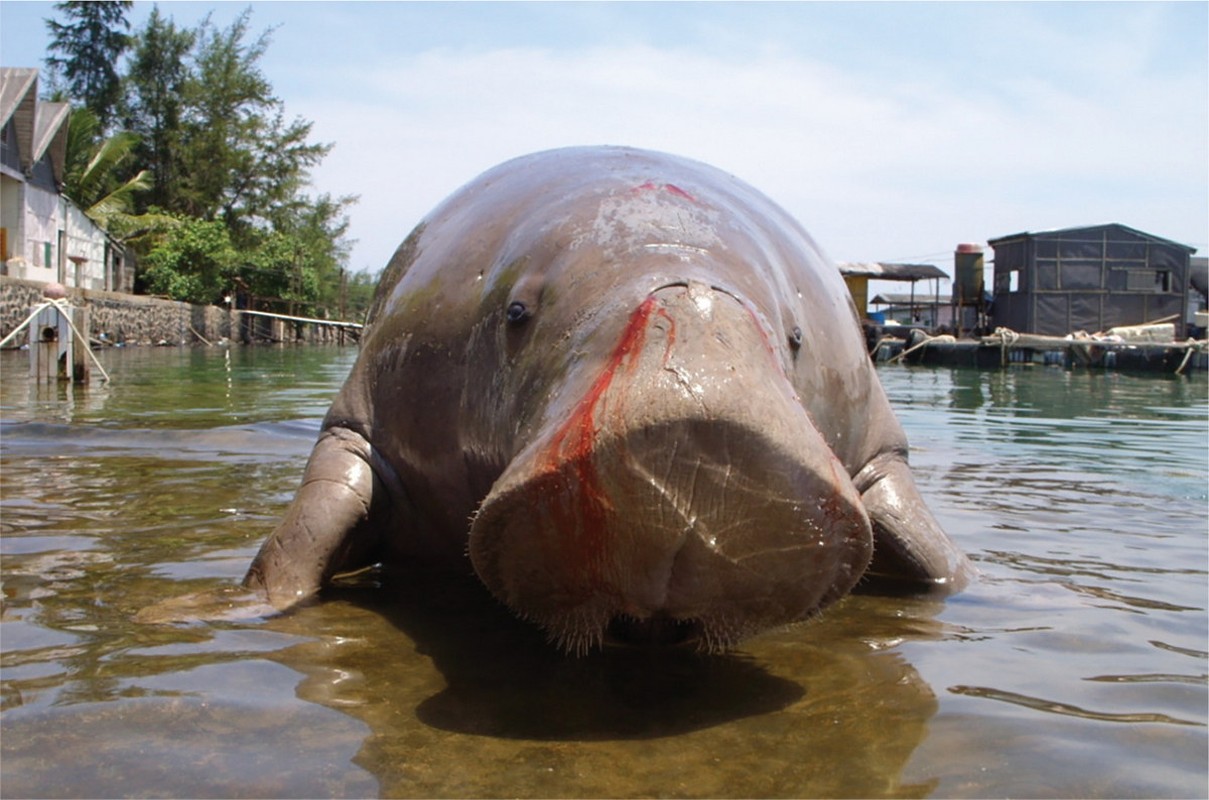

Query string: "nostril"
[[649, 281, 747, 308]]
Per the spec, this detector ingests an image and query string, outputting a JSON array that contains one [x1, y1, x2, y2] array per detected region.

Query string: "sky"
[[2, 1, 1206, 291]]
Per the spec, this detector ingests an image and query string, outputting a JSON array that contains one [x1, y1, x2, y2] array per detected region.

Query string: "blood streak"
[[662, 183, 697, 202], [632, 180, 698, 203], [536, 294, 670, 582]]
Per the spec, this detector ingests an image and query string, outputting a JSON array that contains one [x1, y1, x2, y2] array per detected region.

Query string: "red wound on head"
[[535, 295, 668, 582], [662, 183, 696, 202], [632, 181, 697, 203]]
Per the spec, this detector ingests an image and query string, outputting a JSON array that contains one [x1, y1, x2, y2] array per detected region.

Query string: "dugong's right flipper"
[[854, 452, 973, 593], [244, 426, 392, 609]]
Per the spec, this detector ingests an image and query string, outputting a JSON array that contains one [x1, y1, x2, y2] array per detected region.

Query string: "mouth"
[[532, 593, 769, 655], [604, 613, 704, 649]]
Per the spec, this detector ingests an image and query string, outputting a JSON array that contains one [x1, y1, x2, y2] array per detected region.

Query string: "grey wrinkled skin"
[[244, 146, 972, 653]]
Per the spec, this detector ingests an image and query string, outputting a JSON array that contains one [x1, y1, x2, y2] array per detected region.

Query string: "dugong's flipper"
[[855, 452, 972, 592], [244, 426, 390, 609]]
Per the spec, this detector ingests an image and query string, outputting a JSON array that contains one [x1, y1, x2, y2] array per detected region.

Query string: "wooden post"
[[338, 268, 347, 346], [71, 305, 90, 383], [29, 303, 72, 382]]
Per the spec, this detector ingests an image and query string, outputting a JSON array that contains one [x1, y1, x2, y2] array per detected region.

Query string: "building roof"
[[870, 293, 947, 306], [1, 68, 38, 170], [0, 68, 37, 123], [837, 262, 949, 281], [987, 223, 1196, 253], [0, 67, 70, 185], [870, 293, 952, 308]]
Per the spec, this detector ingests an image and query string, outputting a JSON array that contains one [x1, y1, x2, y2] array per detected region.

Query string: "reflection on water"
[[264, 579, 945, 798], [1, 348, 1206, 798]]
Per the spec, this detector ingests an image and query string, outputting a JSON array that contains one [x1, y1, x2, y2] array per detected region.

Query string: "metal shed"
[[988, 224, 1196, 338], [869, 292, 953, 328], [837, 262, 949, 322]]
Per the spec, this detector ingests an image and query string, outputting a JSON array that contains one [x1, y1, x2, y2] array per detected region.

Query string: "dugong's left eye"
[[789, 325, 804, 350], [506, 301, 532, 324]]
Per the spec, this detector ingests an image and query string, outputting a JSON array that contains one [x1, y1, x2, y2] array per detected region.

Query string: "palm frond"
[[76, 132, 143, 209], [102, 209, 182, 245], [86, 169, 153, 225]]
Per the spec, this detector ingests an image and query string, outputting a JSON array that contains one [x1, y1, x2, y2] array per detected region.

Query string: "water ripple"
[[949, 684, 1206, 727]]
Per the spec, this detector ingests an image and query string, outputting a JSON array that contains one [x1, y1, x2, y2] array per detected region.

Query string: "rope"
[[990, 327, 1021, 345], [867, 335, 899, 357], [0, 299, 110, 383], [51, 299, 111, 383], [188, 324, 214, 346], [1175, 339, 1208, 376], [886, 333, 955, 364], [237, 308, 363, 328], [0, 301, 55, 349], [990, 327, 1020, 366]]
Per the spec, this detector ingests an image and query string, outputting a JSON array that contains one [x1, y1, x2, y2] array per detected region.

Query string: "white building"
[[1, 68, 130, 292]]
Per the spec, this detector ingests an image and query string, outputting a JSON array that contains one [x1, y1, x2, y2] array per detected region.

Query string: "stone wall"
[[1, 276, 354, 347]]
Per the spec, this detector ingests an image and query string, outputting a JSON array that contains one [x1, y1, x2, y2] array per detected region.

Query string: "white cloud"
[[7, 1, 1200, 274], [293, 35, 1206, 277]]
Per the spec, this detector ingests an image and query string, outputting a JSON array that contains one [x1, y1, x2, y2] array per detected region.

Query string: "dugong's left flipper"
[[855, 452, 973, 592], [244, 426, 393, 609]]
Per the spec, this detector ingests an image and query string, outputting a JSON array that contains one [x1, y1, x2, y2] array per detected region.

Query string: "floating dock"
[[873, 327, 1207, 374]]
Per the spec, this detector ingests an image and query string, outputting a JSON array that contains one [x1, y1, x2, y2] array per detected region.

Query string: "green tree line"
[[44, 1, 377, 321]]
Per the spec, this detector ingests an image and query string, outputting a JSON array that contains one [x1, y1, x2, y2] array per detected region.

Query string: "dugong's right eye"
[[506, 301, 532, 325]]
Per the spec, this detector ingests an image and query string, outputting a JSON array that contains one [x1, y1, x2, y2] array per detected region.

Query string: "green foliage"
[[124, 6, 194, 210], [62, 106, 103, 195], [159, 9, 332, 240], [61, 106, 165, 240], [137, 195, 359, 310], [43, 3, 360, 320], [233, 191, 357, 315], [237, 230, 310, 306], [140, 217, 237, 304], [63, 108, 144, 211], [344, 269, 379, 322], [44, 1, 132, 131]]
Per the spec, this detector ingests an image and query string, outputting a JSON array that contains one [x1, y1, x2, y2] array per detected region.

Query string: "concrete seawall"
[[1, 276, 355, 347]]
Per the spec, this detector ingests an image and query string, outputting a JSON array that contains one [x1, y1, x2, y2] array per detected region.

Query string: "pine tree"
[[177, 10, 330, 237], [125, 7, 194, 212], [44, 1, 133, 131]]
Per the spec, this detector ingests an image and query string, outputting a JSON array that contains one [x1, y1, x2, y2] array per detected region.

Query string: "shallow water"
[[1, 346, 1205, 798]]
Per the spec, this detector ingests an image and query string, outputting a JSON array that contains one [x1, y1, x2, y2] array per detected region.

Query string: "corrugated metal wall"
[[990, 224, 1192, 336]]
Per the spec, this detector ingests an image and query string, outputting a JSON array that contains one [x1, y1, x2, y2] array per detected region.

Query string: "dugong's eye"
[[789, 325, 804, 350], [506, 301, 532, 324]]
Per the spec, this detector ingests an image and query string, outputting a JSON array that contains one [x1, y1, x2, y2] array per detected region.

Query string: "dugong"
[[244, 146, 971, 652]]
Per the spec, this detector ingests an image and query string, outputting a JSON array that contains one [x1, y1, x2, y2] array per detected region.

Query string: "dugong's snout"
[[469, 283, 874, 653]]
